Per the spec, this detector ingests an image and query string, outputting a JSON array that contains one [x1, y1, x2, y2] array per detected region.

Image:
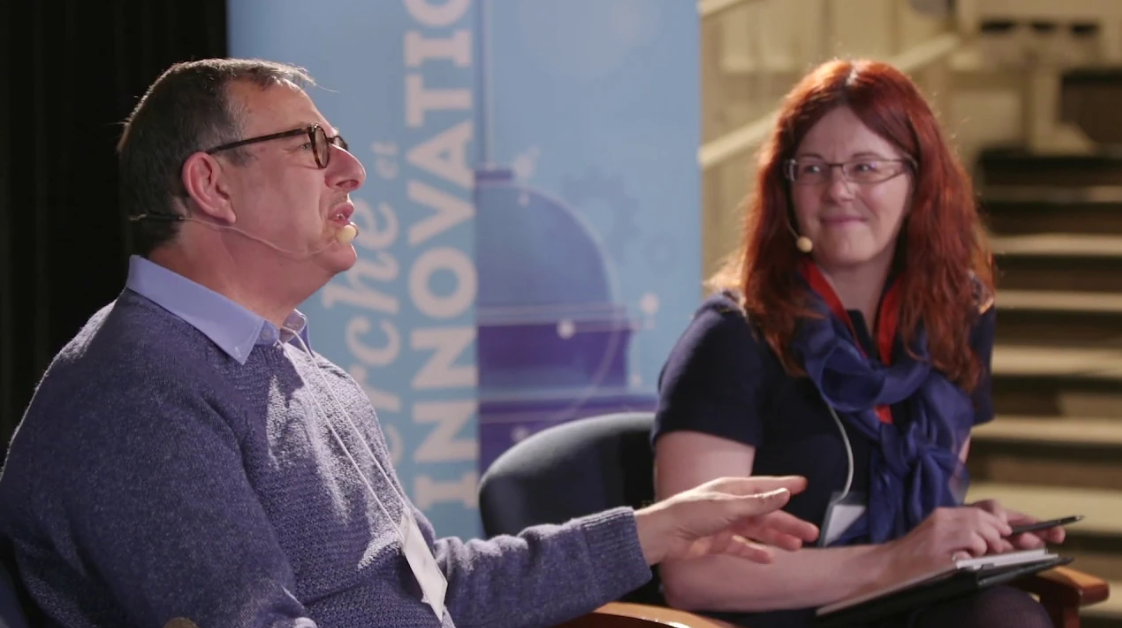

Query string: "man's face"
[[219, 80, 366, 276]]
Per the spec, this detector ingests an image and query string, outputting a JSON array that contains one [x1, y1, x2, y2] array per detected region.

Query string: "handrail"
[[697, 0, 757, 19], [697, 32, 963, 171]]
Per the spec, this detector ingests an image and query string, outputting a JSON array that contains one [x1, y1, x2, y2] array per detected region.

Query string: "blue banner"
[[474, 0, 700, 469], [229, 0, 700, 539]]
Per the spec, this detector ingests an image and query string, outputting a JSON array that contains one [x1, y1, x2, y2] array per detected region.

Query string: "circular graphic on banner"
[[515, 0, 662, 80], [561, 169, 641, 264]]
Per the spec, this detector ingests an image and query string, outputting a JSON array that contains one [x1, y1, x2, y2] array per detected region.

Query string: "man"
[[0, 59, 818, 628]]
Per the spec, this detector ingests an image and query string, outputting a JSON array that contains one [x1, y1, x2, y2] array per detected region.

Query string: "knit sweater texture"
[[0, 289, 651, 627]]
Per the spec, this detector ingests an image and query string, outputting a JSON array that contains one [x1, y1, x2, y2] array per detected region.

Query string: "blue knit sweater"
[[0, 268, 650, 627]]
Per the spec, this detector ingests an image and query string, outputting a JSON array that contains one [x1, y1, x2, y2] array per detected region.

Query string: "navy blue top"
[[652, 292, 996, 628]]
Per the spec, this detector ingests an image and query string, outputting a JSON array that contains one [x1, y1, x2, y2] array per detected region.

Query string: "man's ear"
[[182, 152, 236, 224]]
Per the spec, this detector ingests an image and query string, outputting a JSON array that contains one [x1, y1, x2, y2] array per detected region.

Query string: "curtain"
[[0, 0, 227, 453]]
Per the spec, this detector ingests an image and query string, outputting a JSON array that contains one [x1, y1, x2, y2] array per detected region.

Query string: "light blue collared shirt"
[[125, 255, 310, 364]]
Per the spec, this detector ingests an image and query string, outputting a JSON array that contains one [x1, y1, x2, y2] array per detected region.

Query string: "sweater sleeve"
[[6, 378, 317, 628], [431, 507, 650, 628]]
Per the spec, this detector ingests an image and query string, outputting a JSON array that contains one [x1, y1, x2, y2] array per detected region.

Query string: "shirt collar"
[[125, 255, 311, 364]]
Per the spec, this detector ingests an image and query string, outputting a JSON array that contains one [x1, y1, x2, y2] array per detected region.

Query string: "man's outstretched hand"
[[634, 476, 820, 565]]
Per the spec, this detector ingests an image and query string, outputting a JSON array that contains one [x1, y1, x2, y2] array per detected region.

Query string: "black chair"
[[478, 411, 1109, 628], [479, 412, 663, 607]]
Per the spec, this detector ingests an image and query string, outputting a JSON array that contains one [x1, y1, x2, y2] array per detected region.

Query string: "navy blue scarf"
[[792, 271, 973, 544]]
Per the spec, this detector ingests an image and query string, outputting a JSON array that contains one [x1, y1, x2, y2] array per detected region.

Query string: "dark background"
[[0, 0, 228, 453]]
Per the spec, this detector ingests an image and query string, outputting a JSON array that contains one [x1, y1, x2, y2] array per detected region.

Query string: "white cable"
[[826, 403, 855, 500]]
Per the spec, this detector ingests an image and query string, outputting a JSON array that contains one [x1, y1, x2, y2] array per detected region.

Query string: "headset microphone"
[[787, 220, 814, 253], [129, 213, 360, 260]]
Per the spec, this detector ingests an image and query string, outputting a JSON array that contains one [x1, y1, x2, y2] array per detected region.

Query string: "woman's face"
[[789, 106, 913, 274]]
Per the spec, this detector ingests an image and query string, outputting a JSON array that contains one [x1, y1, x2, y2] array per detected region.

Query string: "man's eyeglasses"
[[784, 157, 913, 186], [205, 124, 348, 169]]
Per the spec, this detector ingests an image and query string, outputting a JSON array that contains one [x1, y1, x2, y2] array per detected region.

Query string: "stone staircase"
[[967, 145, 1122, 627]]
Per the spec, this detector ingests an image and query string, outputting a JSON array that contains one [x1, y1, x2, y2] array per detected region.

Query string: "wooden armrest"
[[553, 602, 742, 628], [1013, 566, 1110, 628], [1015, 566, 1110, 608], [553, 568, 1110, 628]]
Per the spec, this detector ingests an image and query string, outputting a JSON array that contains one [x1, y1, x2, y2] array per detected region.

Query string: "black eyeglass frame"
[[205, 124, 348, 169]]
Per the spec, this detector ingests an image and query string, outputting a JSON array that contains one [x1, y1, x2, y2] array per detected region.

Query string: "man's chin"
[[320, 244, 359, 275]]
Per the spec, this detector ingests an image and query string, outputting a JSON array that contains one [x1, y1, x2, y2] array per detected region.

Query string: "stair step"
[[996, 319, 1122, 347], [978, 149, 1122, 187], [993, 234, 1122, 257], [975, 416, 1122, 447], [982, 194, 1122, 236], [992, 234, 1122, 292], [970, 417, 1122, 490], [996, 290, 1122, 345], [991, 345, 1122, 418], [985, 186, 1122, 205], [998, 290, 1122, 314], [993, 344, 1122, 377]]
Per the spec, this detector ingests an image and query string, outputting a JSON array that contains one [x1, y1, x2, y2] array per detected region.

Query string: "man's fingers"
[[727, 488, 792, 519], [727, 535, 775, 564], [672, 489, 792, 544], [748, 529, 808, 552], [712, 476, 808, 498], [735, 511, 820, 546]]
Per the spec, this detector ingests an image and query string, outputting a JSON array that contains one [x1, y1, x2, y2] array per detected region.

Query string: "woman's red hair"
[[709, 59, 994, 390]]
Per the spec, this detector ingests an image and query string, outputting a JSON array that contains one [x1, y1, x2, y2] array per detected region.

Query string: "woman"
[[653, 59, 1065, 628]]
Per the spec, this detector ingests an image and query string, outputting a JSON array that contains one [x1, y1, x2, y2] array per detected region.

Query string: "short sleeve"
[[653, 295, 772, 448], [970, 304, 996, 426]]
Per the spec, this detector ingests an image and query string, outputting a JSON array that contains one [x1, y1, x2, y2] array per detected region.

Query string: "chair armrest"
[[1016, 566, 1110, 608], [1013, 566, 1110, 628], [553, 602, 743, 628]]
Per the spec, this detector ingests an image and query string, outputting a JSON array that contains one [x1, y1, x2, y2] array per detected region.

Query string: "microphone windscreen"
[[336, 223, 359, 245]]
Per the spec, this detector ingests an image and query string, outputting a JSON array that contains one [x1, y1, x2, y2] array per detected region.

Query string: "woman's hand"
[[969, 499, 1066, 549], [878, 506, 1013, 582]]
